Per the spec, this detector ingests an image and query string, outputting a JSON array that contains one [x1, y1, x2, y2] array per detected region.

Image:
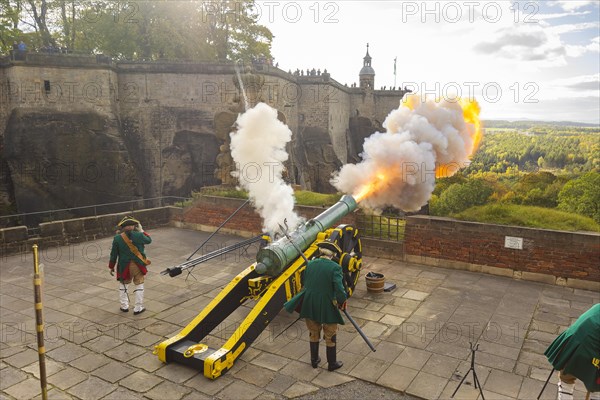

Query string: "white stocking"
[[558, 380, 574, 400], [133, 284, 144, 313], [119, 282, 129, 310]]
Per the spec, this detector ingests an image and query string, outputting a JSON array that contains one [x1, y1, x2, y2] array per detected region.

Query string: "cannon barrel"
[[255, 195, 357, 276]]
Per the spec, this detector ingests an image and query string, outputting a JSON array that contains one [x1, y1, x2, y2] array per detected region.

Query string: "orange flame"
[[401, 93, 419, 111], [459, 98, 482, 157], [354, 172, 387, 202]]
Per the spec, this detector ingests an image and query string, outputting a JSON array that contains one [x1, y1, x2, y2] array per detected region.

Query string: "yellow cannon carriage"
[[154, 195, 362, 379]]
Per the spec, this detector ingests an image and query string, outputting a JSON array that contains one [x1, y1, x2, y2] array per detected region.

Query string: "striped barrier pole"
[[32, 244, 48, 400]]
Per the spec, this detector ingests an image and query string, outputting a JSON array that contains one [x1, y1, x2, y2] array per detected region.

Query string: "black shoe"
[[120, 307, 129, 312], [133, 307, 145, 315], [310, 342, 321, 368], [326, 345, 343, 371]]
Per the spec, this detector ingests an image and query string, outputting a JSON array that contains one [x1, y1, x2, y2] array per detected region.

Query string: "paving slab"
[[68, 375, 117, 400], [0, 366, 28, 390], [3, 377, 42, 399], [1, 227, 598, 399]]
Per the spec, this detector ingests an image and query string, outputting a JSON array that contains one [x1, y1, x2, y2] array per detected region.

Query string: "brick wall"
[[404, 216, 600, 285]]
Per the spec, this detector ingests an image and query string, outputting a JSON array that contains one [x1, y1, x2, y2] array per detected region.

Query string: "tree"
[[432, 173, 466, 197], [74, 1, 215, 60], [26, 0, 56, 47], [0, 0, 24, 50], [434, 179, 494, 215], [558, 171, 600, 223], [1, 0, 273, 61], [537, 156, 545, 168], [204, 0, 273, 62]]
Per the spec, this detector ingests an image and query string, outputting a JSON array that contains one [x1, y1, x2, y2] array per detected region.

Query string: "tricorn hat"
[[316, 241, 342, 256], [118, 215, 140, 228]]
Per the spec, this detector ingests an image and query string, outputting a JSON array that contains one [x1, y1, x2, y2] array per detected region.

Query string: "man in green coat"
[[108, 216, 152, 315], [284, 241, 347, 371], [544, 303, 600, 399]]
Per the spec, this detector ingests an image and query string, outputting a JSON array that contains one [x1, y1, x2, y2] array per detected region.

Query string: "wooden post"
[[32, 244, 48, 400]]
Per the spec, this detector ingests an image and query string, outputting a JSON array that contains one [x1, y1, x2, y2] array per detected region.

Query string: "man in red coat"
[[108, 216, 152, 315]]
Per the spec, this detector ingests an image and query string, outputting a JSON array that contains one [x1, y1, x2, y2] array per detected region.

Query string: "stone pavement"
[[1, 227, 598, 399]]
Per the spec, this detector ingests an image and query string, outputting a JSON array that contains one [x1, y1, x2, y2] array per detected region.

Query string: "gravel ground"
[[296, 380, 418, 400]]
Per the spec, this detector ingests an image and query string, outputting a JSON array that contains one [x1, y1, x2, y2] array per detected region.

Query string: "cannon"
[[154, 195, 363, 379]]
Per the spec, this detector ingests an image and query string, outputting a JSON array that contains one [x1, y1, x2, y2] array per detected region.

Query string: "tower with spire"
[[359, 43, 375, 90]]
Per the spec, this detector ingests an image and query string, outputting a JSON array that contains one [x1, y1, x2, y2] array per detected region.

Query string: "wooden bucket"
[[365, 272, 385, 293]]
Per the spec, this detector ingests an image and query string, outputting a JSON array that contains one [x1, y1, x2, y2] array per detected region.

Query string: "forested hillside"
[[430, 121, 599, 230], [469, 122, 599, 173]]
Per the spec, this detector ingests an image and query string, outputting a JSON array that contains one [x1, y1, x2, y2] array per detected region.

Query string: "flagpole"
[[394, 57, 397, 88]]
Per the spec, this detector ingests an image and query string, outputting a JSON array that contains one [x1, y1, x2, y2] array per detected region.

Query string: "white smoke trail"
[[234, 60, 249, 111], [230, 102, 302, 233], [332, 96, 479, 212]]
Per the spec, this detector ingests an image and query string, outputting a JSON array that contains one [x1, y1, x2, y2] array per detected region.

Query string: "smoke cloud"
[[230, 103, 302, 233], [332, 96, 480, 212]]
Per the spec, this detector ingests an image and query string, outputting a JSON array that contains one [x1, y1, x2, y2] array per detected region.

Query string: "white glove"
[[135, 223, 144, 232]]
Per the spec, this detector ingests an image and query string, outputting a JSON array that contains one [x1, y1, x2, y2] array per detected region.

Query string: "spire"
[[363, 43, 372, 67], [359, 43, 375, 89]]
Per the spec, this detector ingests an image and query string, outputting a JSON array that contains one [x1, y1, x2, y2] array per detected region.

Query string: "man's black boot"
[[326, 345, 343, 371], [310, 342, 321, 368]]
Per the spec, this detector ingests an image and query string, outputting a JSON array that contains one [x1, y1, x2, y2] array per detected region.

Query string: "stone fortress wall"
[[0, 51, 409, 217]]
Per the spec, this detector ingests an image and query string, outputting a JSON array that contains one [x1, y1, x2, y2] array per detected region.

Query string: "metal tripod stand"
[[451, 342, 485, 399]]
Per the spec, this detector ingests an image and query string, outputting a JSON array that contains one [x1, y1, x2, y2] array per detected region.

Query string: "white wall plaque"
[[505, 236, 523, 250]]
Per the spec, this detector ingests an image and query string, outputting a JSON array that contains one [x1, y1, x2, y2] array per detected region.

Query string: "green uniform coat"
[[544, 303, 600, 391], [283, 258, 347, 325], [108, 231, 152, 281]]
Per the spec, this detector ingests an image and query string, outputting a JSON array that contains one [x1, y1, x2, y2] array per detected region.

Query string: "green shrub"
[[558, 171, 600, 223], [194, 187, 340, 207], [198, 187, 249, 199], [435, 179, 494, 215], [453, 204, 599, 232], [293, 191, 340, 207]]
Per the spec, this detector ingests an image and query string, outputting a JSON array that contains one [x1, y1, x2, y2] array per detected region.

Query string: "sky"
[[253, 0, 600, 123]]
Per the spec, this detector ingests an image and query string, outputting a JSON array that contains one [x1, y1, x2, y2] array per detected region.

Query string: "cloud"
[[522, 47, 567, 61], [550, 22, 600, 35], [474, 19, 599, 66], [568, 80, 600, 90], [565, 36, 600, 57], [473, 27, 569, 65], [549, 73, 600, 92], [537, 11, 591, 20], [474, 30, 547, 53], [549, 1, 598, 12]]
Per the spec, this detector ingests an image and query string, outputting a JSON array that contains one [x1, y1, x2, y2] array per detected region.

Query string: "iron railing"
[[0, 196, 192, 228], [355, 213, 406, 242]]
